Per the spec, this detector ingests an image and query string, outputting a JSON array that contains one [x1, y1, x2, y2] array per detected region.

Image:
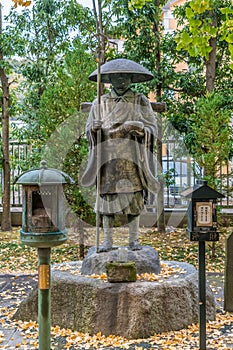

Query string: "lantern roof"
[[16, 160, 75, 185], [88, 58, 154, 83], [181, 180, 224, 199]]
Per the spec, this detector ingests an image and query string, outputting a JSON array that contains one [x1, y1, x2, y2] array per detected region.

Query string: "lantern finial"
[[40, 160, 48, 169]]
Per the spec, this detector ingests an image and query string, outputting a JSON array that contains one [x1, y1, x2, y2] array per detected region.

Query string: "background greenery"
[[1, 0, 233, 225]]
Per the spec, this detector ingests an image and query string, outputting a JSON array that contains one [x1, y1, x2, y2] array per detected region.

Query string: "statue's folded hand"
[[92, 120, 103, 132], [124, 121, 144, 136]]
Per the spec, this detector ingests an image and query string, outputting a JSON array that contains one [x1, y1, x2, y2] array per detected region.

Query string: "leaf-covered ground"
[[0, 226, 229, 274], [0, 226, 233, 349]]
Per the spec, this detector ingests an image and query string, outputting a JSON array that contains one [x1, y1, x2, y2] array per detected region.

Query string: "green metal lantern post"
[[182, 180, 224, 350], [16, 160, 74, 350]]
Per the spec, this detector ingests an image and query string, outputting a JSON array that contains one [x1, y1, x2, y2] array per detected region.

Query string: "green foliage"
[[175, 2, 218, 59], [109, 0, 233, 193], [4, 0, 233, 218], [128, 0, 152, 10], [175, 0, 233, 62], [220, 7, 233, 69], [189, 0, 212, 14], [186, 92, 233, 188], [7, 0, 90, 58], [162, 0, 233, 190], [111, 0, 170, 94], [62, 140, 96, 225], [168, 90, 233, 190], [7, 0, 97, 222], [16, 42, 96, 220], [163, 168, 176, 188]]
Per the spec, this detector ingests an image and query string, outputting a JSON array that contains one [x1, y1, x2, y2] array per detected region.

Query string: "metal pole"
[[198, 240, 206, 350], [38, 248, 51, 350]]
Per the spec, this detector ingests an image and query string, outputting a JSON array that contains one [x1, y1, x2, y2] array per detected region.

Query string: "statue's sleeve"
[[137, 94, 159, 193], [80, 101, 98, 188], [139, 94, 157, 138]]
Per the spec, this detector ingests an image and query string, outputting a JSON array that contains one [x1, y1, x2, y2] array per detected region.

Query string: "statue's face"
[[110, 73, 131, 95]]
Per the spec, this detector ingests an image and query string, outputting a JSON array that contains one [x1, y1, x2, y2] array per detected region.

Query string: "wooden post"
[[199, 241, 206, 350], [224, 231, 233, 311]]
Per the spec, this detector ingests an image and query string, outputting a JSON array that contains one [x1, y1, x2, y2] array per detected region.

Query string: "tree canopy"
[[108, 0, 233, 188]]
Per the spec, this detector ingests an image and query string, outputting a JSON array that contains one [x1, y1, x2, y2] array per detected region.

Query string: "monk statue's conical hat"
[[88, 58, 154, 83]]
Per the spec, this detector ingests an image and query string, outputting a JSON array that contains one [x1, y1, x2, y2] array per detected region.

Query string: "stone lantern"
[[16, 160, 74, 350], [16, 160, 74, 248]]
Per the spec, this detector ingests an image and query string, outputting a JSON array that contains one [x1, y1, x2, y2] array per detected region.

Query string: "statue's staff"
[[95, 60, 101, 253], [93, 0, 103, 253]]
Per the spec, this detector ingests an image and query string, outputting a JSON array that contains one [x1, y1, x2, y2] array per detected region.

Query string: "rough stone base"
[[81, 245, 161, 275], [14, 261, 216, 339]]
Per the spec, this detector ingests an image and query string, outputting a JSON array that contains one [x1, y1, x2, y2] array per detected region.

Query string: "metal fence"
[[161, 138, 233, 208], [0, 142, 32, 206], [1, 141, 233, 208]]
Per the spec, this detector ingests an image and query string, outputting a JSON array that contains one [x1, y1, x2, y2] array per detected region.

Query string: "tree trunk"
[[204, 10, 217, 254], [153, 0, 165, 232], [0, 4, 11, 231], [205, 11, 217, 93], [205, 36, 217, 93]]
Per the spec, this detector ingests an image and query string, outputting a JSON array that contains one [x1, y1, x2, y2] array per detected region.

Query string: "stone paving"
[[0, 274, 37, 349]]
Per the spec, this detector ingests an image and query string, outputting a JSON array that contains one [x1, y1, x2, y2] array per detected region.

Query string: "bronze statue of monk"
[[81, 58, 159, 252]]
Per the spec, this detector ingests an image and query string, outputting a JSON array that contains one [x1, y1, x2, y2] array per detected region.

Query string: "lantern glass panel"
[[196, 202, 213, 227], [29, 186, 58, 233]]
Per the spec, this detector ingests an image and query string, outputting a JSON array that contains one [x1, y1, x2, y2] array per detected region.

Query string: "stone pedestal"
[[81, 245, 161, 275], [14, 260, 216, 339]]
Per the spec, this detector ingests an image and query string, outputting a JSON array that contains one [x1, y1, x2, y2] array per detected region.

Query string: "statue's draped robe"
[[81, 89, 158, 215]]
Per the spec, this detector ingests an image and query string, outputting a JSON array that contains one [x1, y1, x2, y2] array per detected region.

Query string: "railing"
[[0, 142, 32, 206], [1, 141, 233, 208]]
